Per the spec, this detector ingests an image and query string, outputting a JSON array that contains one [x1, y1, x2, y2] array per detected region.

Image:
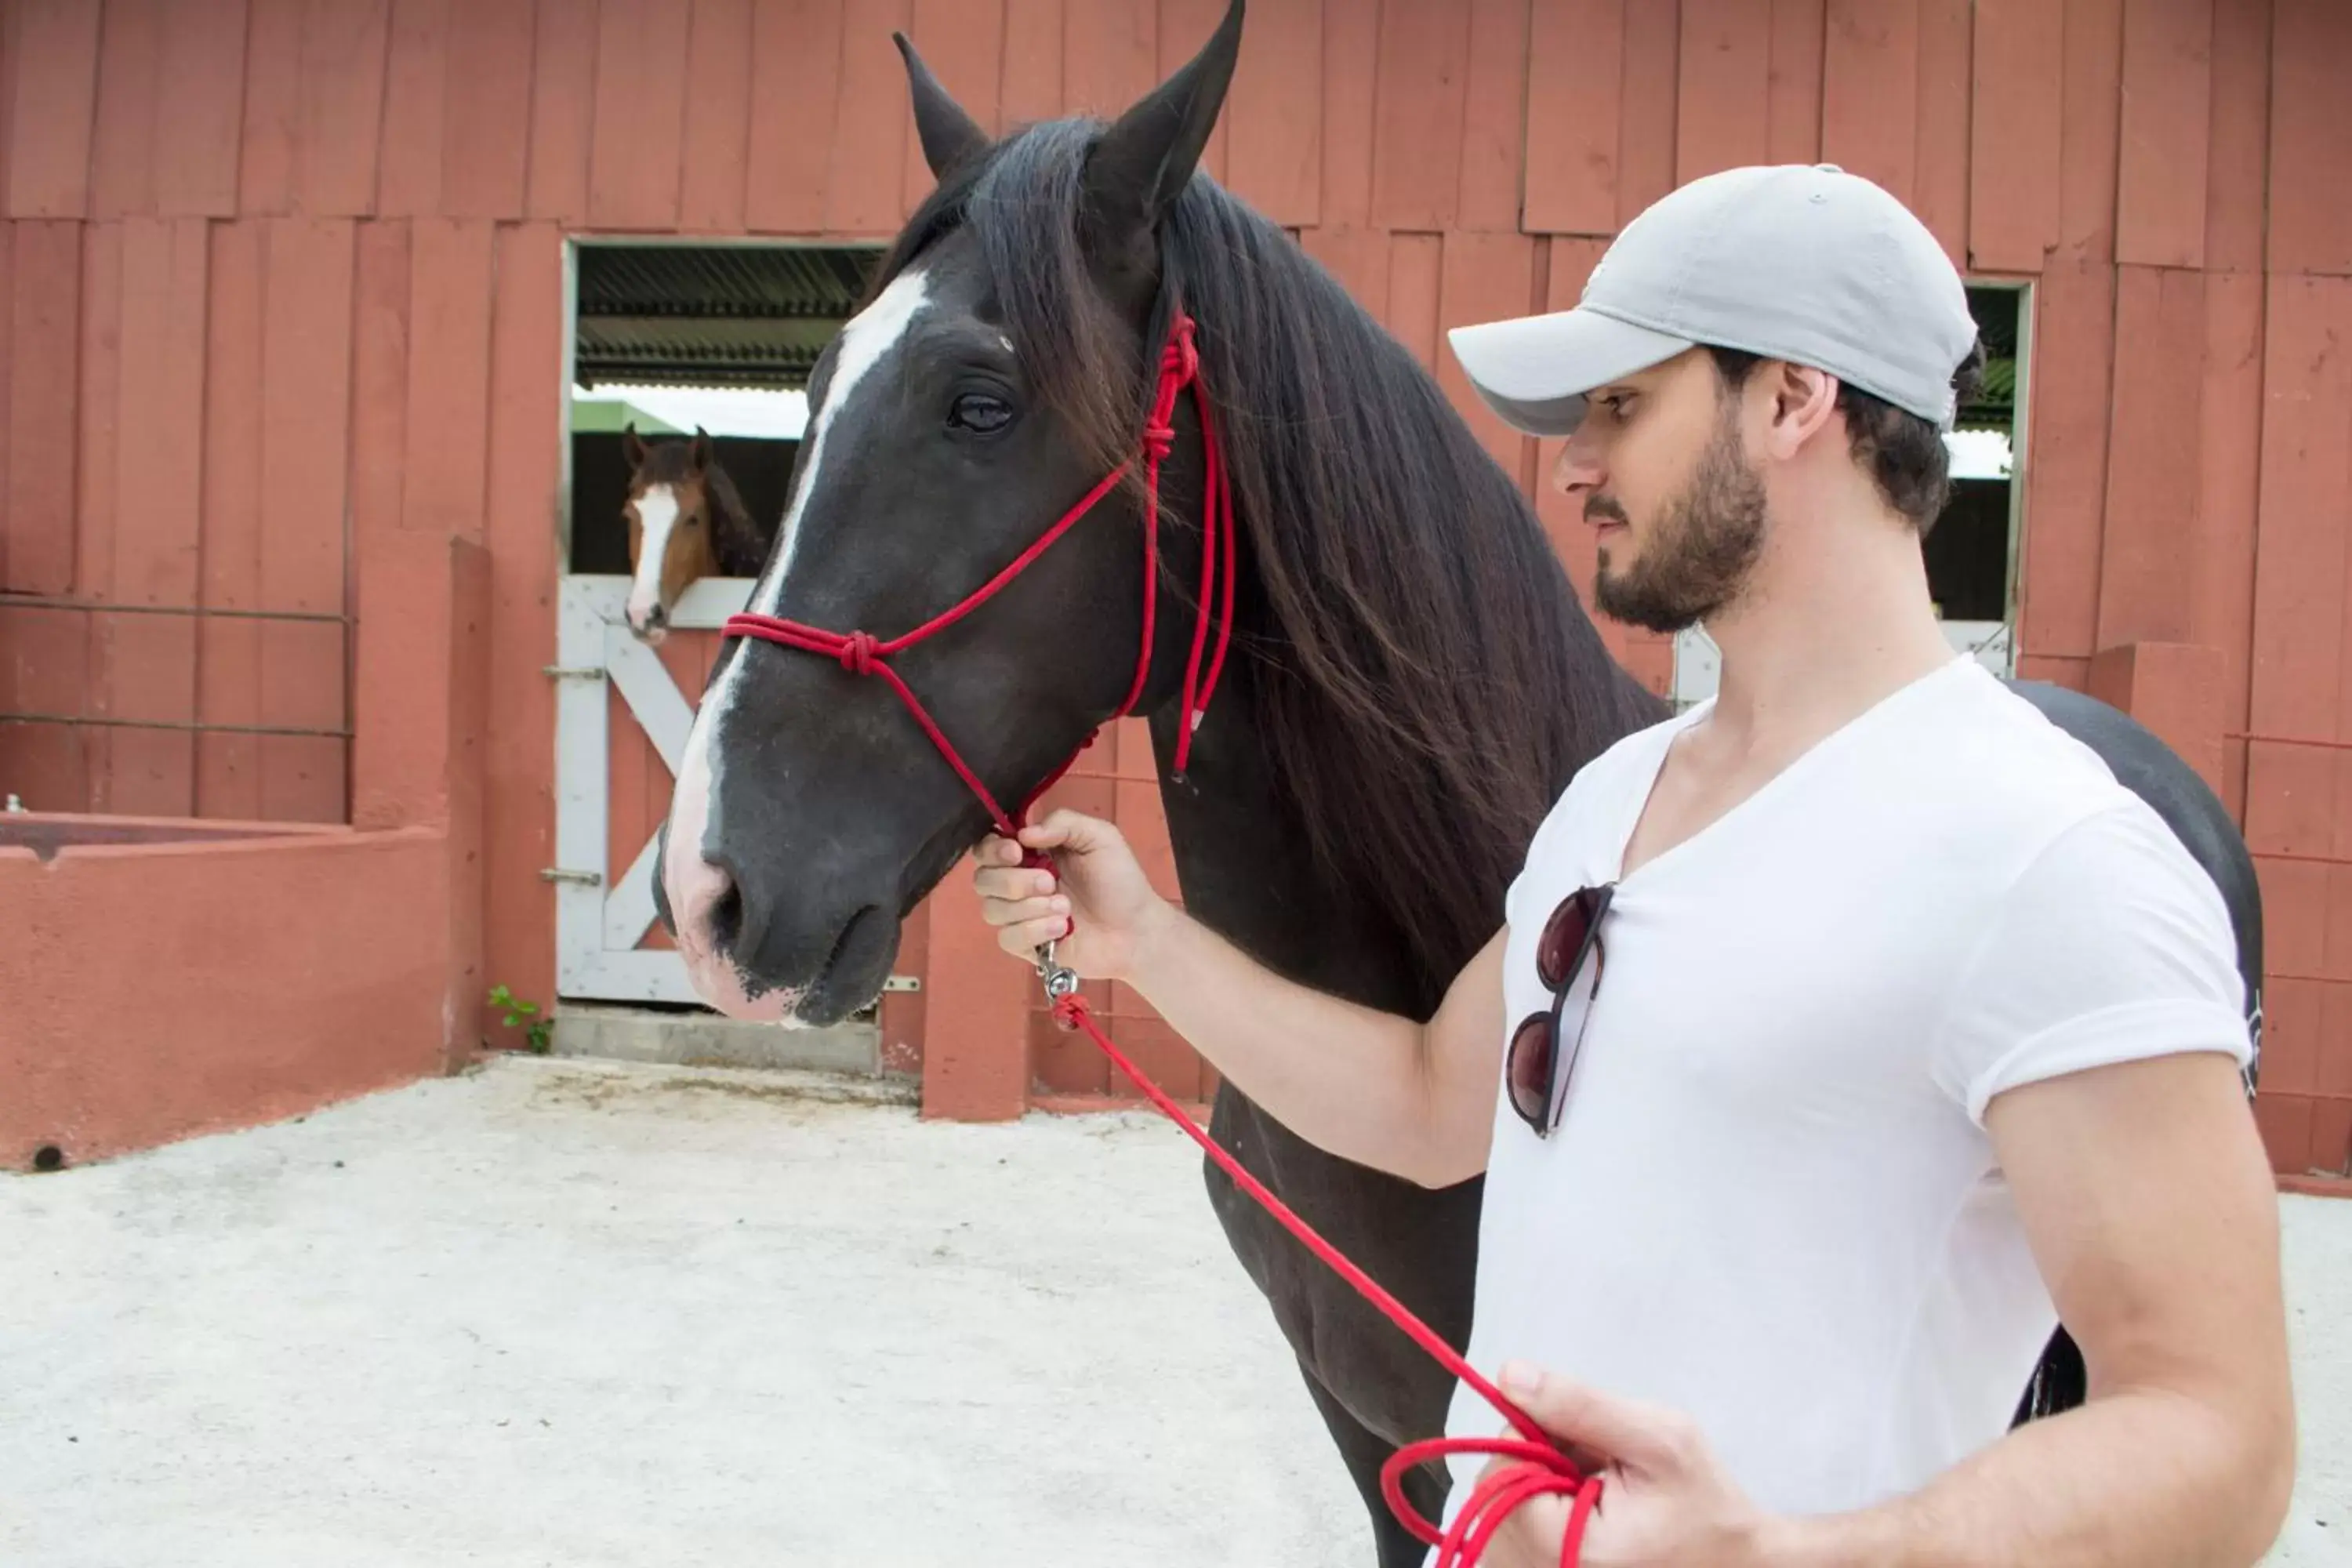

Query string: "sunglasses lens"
[[1537, 891, 1596, 990], [1508, 1012, 1553, 1123]]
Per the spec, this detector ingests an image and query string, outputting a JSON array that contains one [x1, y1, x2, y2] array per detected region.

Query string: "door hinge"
[[881, 975, 921, 993], [541, 867, 602, 886]]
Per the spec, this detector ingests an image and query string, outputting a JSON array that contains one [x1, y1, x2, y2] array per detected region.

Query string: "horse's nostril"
[[710, 877, 742, 958]]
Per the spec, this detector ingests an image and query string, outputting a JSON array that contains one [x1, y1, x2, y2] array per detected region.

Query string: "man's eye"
[[950, 394, 1013, 434]]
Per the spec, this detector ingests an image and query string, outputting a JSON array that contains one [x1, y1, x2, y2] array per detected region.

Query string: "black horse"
[[655, 4, 2263, 1559]]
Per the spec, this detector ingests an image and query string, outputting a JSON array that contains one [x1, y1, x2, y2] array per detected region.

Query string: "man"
[[970, 165, 2295, 1566]]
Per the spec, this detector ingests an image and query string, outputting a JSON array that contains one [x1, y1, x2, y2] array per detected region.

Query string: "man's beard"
[[1592, 410, 1769, 635]]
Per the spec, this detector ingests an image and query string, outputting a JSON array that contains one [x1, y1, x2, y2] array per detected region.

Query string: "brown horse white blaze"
[[621, 424, 752, 643]]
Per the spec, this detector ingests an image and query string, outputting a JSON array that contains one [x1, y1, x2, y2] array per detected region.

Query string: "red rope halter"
[[721, 314, 1599, 1564], [724, 313, 1236, 840]]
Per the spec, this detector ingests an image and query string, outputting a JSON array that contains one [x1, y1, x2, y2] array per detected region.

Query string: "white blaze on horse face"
[[625, 485, 680, 639], [663, 267, 934, 1022]]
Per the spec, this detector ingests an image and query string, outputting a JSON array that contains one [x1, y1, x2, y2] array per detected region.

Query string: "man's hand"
[[1479, 1362, 1768, 1568], [969, 810, 1175, 982]]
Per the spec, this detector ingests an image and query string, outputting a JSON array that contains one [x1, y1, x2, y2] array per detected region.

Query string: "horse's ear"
[[622, 422, 648, 468], [893, 31, 990, 181], [690, 426, 713, 472], [1079, 0, 1244, 275]]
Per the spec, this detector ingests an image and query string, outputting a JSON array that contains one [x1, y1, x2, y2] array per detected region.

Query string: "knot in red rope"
[[1141, 422, 1177, 461], [837, 631, 880, 676], [1161, 316, 1200, 383]]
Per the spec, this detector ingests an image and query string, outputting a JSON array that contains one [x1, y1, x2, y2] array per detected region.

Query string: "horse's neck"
[[1146, 671, 1434, 1018]]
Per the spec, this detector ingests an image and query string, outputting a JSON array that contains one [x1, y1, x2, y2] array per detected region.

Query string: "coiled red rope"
[[721, 312, 1598, 1563]]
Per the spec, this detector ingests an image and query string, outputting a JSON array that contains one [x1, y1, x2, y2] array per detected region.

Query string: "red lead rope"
[[721, 313, 1599, 1564], [1050, 988, 1602, 1565]]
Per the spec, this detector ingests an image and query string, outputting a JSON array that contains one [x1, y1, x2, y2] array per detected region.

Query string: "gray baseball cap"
[[1448, 164, 1977, 437]]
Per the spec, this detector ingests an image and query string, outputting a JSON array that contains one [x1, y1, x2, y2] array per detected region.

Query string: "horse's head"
[[622, 423, 724, 643], [655, 2, 1248, 1024]]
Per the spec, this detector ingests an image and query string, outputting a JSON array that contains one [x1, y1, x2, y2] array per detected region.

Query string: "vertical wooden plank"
[[1385, 234, 1443, 372], [527, 0, 601, 222], [1437, 233, 1538, 477], [2267, 0, 2352, 276], [823, 0, 916, 233], [300, 0, 396, 217], [88, 0, 162, 220], [348, 220, 410, 565], [73, 223, 124, 807], [1820, 0, 1918, 204], [2115, 0, 2212, 269], [107, 218, 209, 816], [401, 220, 495, 543], [7, 0, 103, 218], [2202, 0, 2267, 274], [198, 223, 267, 821], [1369, 0, 1472, 230], [1301, 226, 1391, 322], [1766, 0, 1824, 164], [484, 222, 565, 1030], [1318, 0, 1379, 227], [1063, 0, 1154, 114], [1677, 0, 1773, 185], [1222, 0, 1319, 227], [681, 0, 757, 230], [2096, 267, 2204, 648], [2194, 269, 2264, 818], [441, 0, 537, 220], [260, 218, 358, 823], [2247, 275, 2351, 743], [899, 0, 1003, 216], [6, 222, 80, 595], [1523, 0, 1623, 235], [1912, 0, 1969, 267], [1456, 0, 1530, 232], [378, 0, 451, 218], [0, 225, 11, 590], [998, 0, 1064, 128], [3, 604, 95, 810], [588, 0, 691, 229], [2019, 261, 2115, 663], [1968, 0, 2063, 272], [1160, 0, 1230, 185], [746, 0, 844, 232], [240, 0, 305, 216], [2057, 0, 2124, 264], [1617, 0, 1679, 226], [153, 0, 249, 215]]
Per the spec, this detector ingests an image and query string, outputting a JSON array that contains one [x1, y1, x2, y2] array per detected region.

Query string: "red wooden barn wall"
[[0, 0, 2345, 1178]]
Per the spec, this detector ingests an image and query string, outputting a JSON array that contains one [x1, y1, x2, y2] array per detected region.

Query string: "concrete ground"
[[1, 1054, 2344, 1567]]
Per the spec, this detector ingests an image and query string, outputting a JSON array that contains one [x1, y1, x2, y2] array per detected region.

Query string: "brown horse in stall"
[[621, 424, 772, 644]]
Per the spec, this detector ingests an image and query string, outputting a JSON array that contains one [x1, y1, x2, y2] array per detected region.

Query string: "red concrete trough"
[[0, 811, 476, 1172]]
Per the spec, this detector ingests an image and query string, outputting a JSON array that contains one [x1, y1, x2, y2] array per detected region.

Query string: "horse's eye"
[[950, 393, 1014, 434]]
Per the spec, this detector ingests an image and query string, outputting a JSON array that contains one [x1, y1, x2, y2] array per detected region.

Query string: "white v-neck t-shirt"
[[1428, 655, 2253, 1551]]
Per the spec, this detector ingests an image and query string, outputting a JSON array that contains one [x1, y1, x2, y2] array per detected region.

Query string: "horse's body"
[[655, 6, 2263, 1560], [621, 424, 773, 642]]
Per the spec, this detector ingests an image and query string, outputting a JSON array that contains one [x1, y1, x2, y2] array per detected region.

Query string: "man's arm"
[[1756, 1049, 2296, 1567], [969, 811, 1508, 1188], [1125, 909, 1508, 1189]]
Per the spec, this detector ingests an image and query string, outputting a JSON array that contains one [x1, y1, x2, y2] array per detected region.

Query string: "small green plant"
[[488, 984, 553, 1054]]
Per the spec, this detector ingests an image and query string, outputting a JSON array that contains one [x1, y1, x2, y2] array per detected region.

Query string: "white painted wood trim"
[[555, 575, 755, 1003]]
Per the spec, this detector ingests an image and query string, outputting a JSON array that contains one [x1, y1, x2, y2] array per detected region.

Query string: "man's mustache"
[[1585, 496, 1628, 526]]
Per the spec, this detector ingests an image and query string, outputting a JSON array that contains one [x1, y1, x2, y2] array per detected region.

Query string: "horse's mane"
[[702, 459, 768, 576], [873, 122, 1664, 988]]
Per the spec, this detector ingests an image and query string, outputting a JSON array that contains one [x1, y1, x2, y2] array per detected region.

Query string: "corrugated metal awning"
[[573, 244, 884, 390]]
